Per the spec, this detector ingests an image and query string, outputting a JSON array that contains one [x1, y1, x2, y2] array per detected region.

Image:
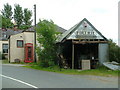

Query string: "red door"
[[24, 43, 34, 63]]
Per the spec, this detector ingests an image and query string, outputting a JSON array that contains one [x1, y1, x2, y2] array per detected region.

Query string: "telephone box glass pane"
[[28, 47, 32, 58]]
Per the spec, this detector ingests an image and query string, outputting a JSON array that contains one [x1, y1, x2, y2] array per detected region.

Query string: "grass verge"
[[2, 59, 9, 64], [23, 64, 119, 77]]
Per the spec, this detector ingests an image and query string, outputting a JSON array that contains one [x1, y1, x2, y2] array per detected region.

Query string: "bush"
[[39, 60, 55, 68], [2, 54, 6, 59], [48, 61, 55, 67], [36, 19, 59, 67], [39, 60, 49, 67], [108, 39, 120, 63]]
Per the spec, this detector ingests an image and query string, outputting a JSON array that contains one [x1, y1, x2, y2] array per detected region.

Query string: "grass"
[[2, 59, 34, 65], [23, 64, 120, 77], [2, 59, 9, 64]]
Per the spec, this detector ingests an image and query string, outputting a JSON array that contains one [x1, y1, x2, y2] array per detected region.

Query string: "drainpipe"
[[8, 38, 10, 63]]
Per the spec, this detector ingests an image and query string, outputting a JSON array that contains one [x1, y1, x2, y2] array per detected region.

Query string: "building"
[[8, 30, 35, 63], [0, 28, 23, 59], [0, 26, 66, 62], [57, 18, 109, 69]]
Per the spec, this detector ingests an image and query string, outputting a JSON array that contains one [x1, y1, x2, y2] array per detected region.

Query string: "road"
[[1, 64, 118, 88]]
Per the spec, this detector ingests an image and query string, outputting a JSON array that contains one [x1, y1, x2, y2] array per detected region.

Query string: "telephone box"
[[24, 43, 34, 63]]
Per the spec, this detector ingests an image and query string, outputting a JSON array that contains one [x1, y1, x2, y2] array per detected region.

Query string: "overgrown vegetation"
[[36, 19, 59, 68], [108, 39, 120, 63]]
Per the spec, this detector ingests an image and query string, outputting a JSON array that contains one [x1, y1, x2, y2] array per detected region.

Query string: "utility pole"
[[34, 4, 36, 62]]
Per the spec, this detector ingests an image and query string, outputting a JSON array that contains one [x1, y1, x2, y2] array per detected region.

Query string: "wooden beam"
[[72, 41, 108, 44], [72, 41, 74, 69]]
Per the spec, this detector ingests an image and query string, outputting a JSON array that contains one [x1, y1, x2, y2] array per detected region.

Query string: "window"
[[17, 40, 23, 48], [2, 32, 7, 38], [2, 44, 8, 53]]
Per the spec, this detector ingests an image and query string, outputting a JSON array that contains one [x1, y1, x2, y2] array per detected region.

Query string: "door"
[[24, 43, 34, 62]]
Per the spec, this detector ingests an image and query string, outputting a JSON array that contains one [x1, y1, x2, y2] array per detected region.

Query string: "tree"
[[36, 19, 58, 67], [1, 14, 13, 28], [23, 8, 32, 25], [0, 15, 2, 28], [14, 4, 23, 28], [1, 3, 13, 20], [1, 3, 13, 28], [19, 8, 33, 30], [108, 39, 120, 63]]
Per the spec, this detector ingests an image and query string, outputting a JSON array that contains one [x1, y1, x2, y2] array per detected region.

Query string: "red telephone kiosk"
[[24, 43, 34, 63]]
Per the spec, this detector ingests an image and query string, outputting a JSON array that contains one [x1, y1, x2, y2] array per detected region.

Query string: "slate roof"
[[0, 29, 23, 41], [36, 24, 66, 33], [24, 25, 66, 33], [55, 25, 67, 33], [0, 24, 66, 41], [24, 27, 35, 32], [57, 18, 108, 43]]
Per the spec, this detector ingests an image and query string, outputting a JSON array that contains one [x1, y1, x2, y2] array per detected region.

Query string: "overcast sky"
[[0, 0, 119, 44]]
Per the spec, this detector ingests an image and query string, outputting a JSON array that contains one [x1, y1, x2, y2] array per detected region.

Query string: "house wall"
[[23, 32, 35, 45], [0, 40, 9, 59], [9, 33, 24, 62], [9, 32, 34, 62]]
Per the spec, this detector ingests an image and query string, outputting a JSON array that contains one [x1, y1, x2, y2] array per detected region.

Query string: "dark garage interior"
[[59, 40, 99, 69]]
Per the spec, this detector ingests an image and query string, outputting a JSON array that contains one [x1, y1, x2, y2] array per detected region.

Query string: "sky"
[[0, 0, 119, 44]]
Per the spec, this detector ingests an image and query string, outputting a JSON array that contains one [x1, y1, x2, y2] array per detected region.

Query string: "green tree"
[[36, 19, 58, 67], [108, 39, 120, 63], [1, 15, 13, 28], [14, 4, 23, 28], [0, 15, 2, 28], [1, 3, 13, 20], [1, 3, 13, 28], [23, 8, 32, 25], [19, 8, 33, 30]]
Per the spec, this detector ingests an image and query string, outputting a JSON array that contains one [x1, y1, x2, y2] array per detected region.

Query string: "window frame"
[[2, 44, 8, 54], [17, 40, 24, 48]]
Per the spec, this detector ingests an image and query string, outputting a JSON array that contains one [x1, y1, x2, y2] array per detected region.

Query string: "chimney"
[[13, 25, 18, 31]]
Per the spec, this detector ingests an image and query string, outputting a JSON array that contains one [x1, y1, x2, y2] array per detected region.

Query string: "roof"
[[57, 18, 108, 43], [24, 27, 35, 32], [0, 29, 23, 40], [55, 25, 67, 33], [36, 24, 66, 33], [0, 24, 66, 41], [6, 29, 23, 38]]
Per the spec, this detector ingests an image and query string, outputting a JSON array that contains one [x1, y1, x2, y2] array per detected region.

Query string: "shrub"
[[36, 19, 59, 67], [2, 54, 6, 59], [108, 39, 120, 63]]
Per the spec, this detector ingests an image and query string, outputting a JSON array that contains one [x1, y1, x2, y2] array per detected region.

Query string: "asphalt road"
[[1, 64, 118, 88]]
